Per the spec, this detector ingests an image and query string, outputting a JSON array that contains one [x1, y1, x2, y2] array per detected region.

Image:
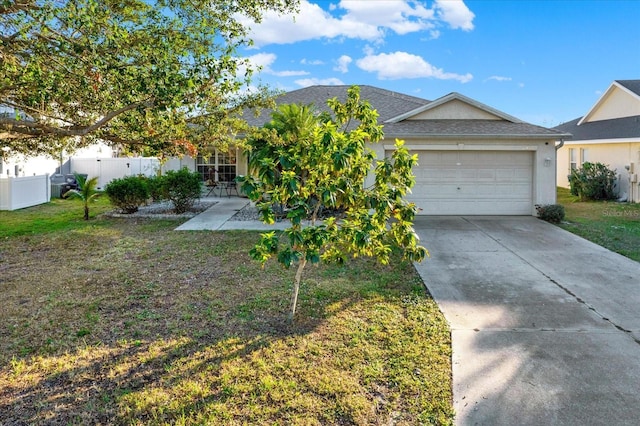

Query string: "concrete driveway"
[[412, 216, 640, 426]]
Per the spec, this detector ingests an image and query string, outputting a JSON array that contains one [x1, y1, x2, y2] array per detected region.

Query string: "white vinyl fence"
[[68, 157, 196, 190], [70, 157, 161, 190], [0, 174, 50, 211]]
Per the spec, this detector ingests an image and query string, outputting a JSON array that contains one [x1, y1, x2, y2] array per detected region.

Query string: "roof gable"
[[242, 85, 566, 140], [578, 80, 640, 125], [386, 92, 523, 123]]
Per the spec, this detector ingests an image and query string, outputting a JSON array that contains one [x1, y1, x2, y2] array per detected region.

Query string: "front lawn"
[[0, 196, 113, 237], [0, 200, 453, 425], [557, 187, 640, 262]]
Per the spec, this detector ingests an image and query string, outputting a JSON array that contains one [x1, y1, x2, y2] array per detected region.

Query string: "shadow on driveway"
[[413, 216, 640, 426]]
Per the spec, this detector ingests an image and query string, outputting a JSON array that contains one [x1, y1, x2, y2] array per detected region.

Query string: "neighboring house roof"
[[555, 115, 640, 141], [554, 79, 640, 141], [577, 79, 640, 125], [244, 85, 567, 140], [617, 79, 640, 97]]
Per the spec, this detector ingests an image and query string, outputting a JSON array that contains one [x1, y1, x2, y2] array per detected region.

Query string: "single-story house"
[[4, 85, 569, 215], [243, 85, 569, 216], [555, 80, 640, 202]]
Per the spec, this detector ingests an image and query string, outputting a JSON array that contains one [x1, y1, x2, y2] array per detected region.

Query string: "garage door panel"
[[404, 150, 533, 215], [423, 168, 458, 180], [476, 170, 496, 180]]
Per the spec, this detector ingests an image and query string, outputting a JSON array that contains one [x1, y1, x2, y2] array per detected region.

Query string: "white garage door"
[[404, 150, 533, 215]]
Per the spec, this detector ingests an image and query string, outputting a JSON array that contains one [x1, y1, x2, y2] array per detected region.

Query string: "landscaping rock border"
[[104, 200, 217, 219]]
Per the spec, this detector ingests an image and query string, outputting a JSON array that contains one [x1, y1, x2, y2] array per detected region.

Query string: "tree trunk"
[[289, 257, 307, 321], [84, 205, 89, 220]]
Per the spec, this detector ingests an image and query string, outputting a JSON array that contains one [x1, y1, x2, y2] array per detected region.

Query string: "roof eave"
[[384, 132, 572, 140]]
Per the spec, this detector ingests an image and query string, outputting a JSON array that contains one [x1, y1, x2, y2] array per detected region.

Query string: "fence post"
[[46, 173, 51, 202]]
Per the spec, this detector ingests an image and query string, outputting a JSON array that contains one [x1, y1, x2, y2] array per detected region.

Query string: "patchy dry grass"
[[557, 187, 640, 261], [0, 205, 452, 425]]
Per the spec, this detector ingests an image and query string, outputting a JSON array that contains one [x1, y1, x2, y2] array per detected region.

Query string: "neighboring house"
[[555, 80, 640, 202], [245, 85, 569, 216]]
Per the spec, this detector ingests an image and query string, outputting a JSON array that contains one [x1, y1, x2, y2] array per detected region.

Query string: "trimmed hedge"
[[104, 176, 149, 213], [536, 204, 565, 224], [164, 168, 202, 214]]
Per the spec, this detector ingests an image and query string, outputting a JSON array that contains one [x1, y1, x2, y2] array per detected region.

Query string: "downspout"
[[554, 138, 565, 207]]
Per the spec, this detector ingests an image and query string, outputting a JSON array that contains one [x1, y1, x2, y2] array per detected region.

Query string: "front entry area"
[[405, 150, 534, 215]]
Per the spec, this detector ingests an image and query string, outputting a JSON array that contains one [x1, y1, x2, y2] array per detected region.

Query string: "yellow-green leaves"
[[238, 86, 427, 319]]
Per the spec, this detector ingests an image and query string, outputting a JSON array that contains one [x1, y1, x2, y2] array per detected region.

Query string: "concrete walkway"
[[175, 197, 290, 231], [412, 216, 640, 426]]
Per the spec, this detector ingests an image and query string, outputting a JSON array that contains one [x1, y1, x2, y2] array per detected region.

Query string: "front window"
[[580, 148, 589, 165], [569, 148, 577, 170], [196, 149, 237, 183]]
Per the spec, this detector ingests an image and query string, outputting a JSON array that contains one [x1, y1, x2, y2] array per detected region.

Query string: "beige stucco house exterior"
[[555, 80, 640, 202], [245, 85, 569, 216]]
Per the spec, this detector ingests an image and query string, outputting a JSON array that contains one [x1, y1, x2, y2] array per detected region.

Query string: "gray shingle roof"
[[554, 115, 640, 140], [616, 80, 640, 97], [385, 119, 568, 139], [242, 85, 430, 128], [242, 85, 566, 139]]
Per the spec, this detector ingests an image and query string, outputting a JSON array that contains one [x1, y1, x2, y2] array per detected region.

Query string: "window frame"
[[196, 149, 238, 183], [569, 148, 577, 171]]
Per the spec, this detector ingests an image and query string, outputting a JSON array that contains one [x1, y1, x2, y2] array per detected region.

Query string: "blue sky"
[[238, 0, 640, 127]]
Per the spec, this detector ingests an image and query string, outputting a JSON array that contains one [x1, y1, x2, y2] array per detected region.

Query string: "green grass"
[[0, 202, 453, 425], [557, 187, 640, 261], [0, 196, 113, 237]]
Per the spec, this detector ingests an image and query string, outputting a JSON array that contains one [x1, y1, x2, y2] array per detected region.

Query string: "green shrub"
[[568, 162, 618, 201], [145, 175, 168, 202], [104, 176, 149, 213], [164, 168, 201, 214], [536, 204, 566, 223]]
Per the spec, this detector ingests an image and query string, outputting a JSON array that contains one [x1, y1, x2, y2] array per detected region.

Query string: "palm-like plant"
[[65, 174, 102, 220]]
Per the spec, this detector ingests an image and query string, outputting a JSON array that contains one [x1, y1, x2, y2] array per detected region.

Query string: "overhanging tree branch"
[[0, 99, 154, 139], [1, 0, 299, 156]]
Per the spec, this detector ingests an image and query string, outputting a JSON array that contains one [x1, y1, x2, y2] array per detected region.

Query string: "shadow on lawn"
[[0, 240, 425, 424]]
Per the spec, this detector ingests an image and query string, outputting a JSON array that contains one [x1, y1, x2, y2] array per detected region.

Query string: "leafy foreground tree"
[[64, 174, 101, 220], [0, 0, 298, 157], [238, 86, 428, 320]]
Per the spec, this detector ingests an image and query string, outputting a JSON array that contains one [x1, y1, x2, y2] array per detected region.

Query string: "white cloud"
[[246, 52, 277, 69], [485, 75, 512, 82], [239, 1, 381, 47], [337, 0, 436, 35], [295, 77, 345, 87], [334, 55, 352, 73], [272, 70, 310, 77], [301, 59, 325, 65], [356, 51, 472, 83], [434, 0, 475, 31], [240, 0, 475, 47], [363, 44, 376, 56], [244, 52, 309, 77]]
